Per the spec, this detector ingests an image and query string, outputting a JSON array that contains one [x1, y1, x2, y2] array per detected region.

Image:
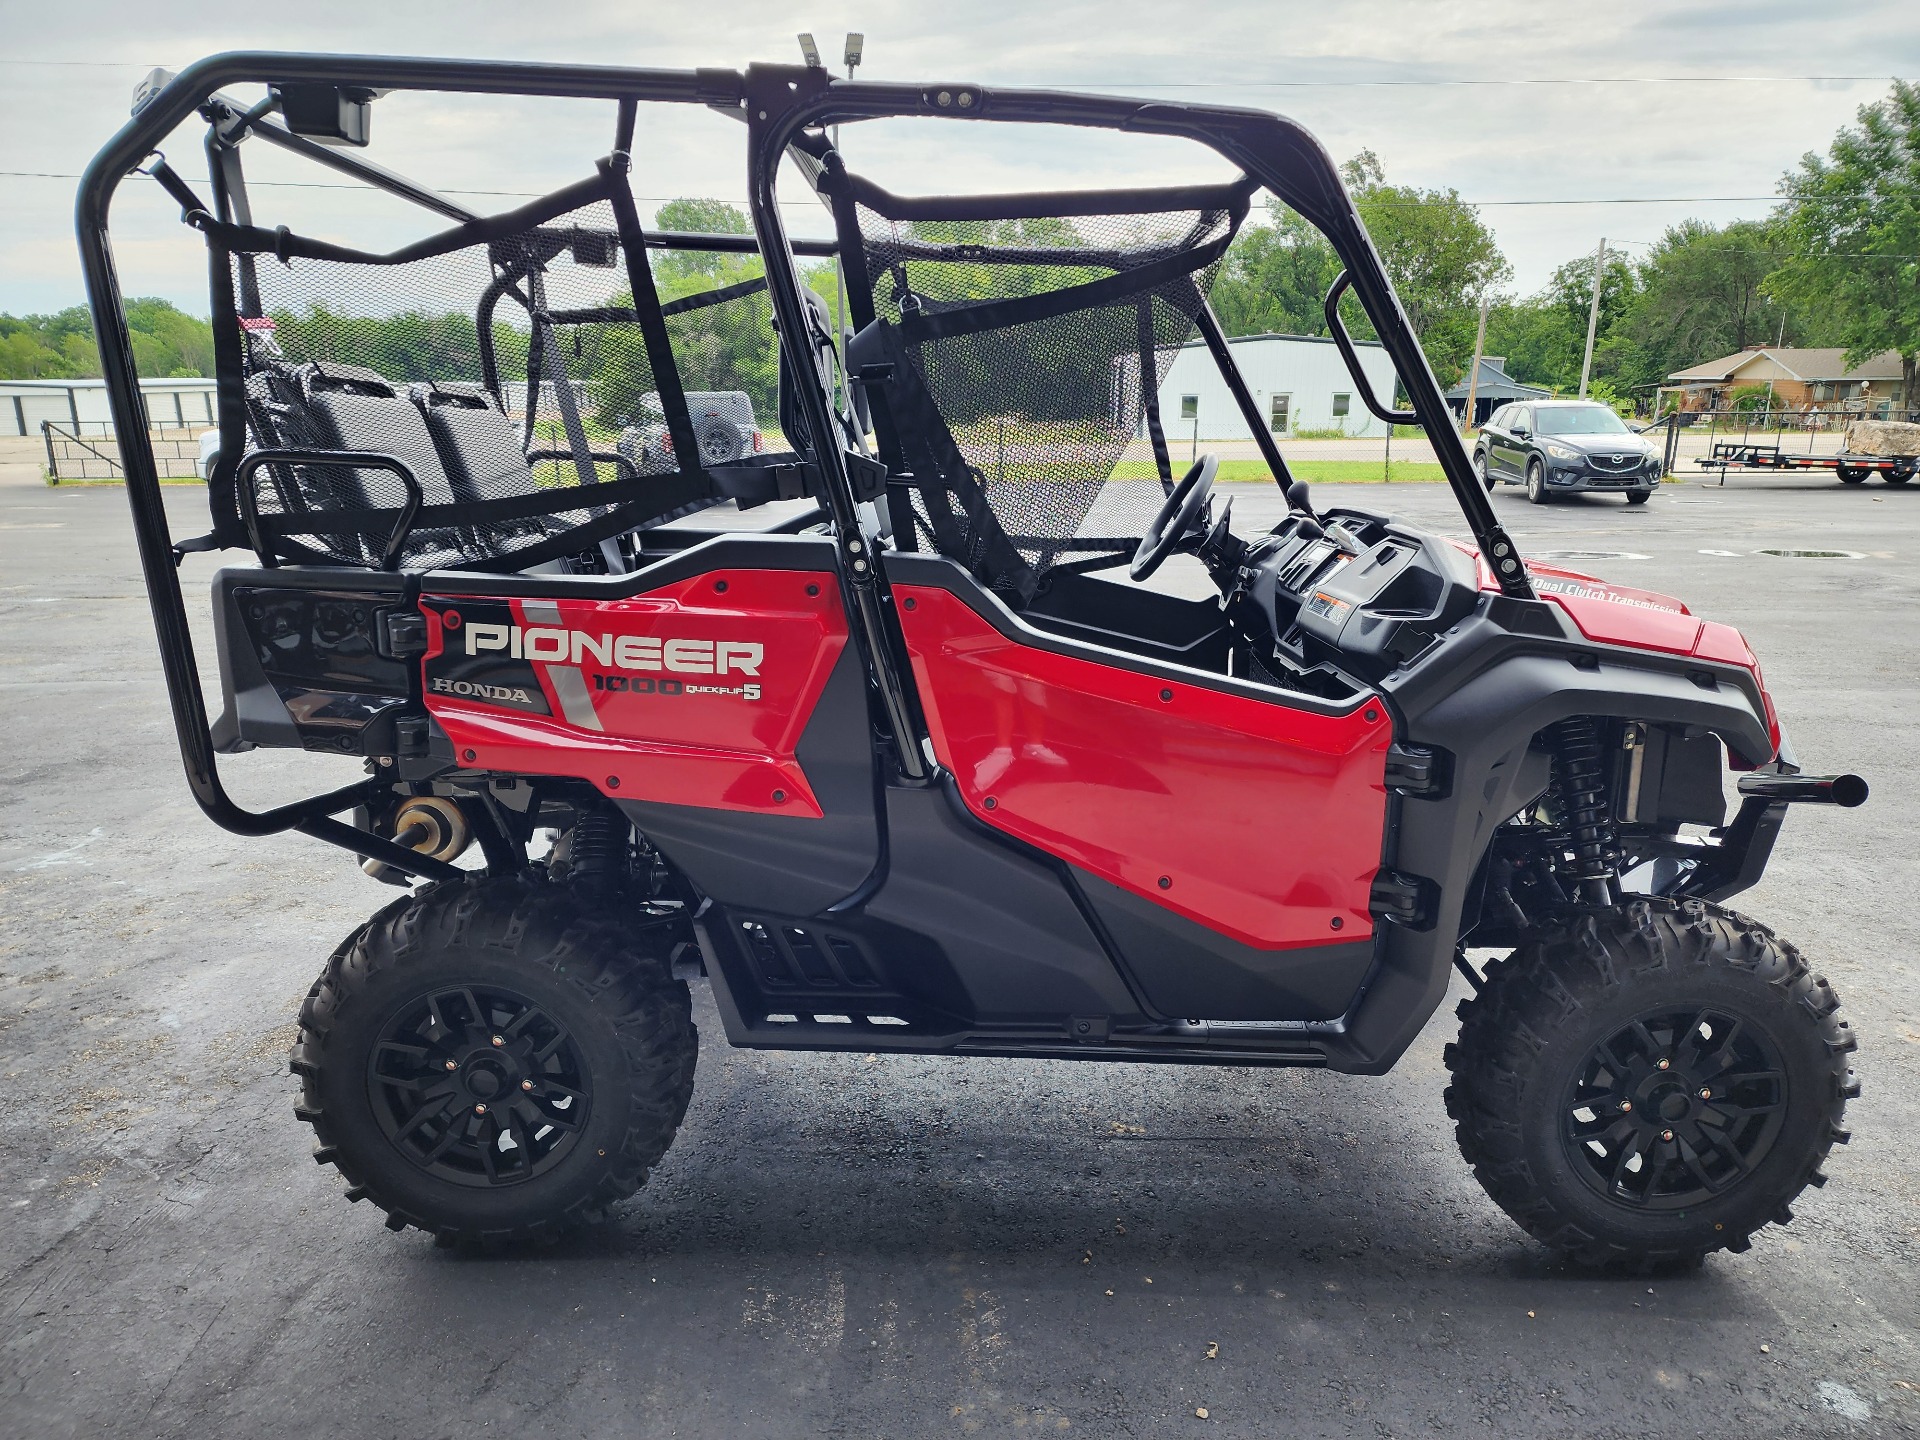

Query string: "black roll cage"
[[75, 51, 1534, 863]]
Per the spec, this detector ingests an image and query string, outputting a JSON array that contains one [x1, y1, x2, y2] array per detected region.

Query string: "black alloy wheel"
[[1837, 464, 1870, 484], [369, 983, 591, 1188], [292, 876, 698, 1243], [1560, 1006, 1788, 1211], [1446, 897, 1857, 1271], [1526, 458, 1550, 504]]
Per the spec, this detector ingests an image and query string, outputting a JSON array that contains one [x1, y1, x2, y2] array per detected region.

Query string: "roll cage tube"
[[743, 65, 928, 782], [74, 53, 753, 859], [737, 66, 1534, 601]]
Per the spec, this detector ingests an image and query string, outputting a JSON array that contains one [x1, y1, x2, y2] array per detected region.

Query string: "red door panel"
[[421, 569, 845, 816], [895, 586, 1392, 950]]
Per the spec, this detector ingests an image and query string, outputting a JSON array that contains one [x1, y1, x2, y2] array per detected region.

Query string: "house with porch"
[[1657, 347, 1907, 415]]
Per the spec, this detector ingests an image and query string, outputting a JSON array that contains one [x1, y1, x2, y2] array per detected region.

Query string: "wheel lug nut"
[[1698, 1087, 1712, 1100], [1661, 1129, 1674, 1141], [444, 1060, 457, 1071], [1619, 1100, 1632, 1112], [492, 1035, 505, 1048], [474, 1104, 487, 1115], [521, 1080, 534, 1092], [1656, 1058, 1671, 1070]]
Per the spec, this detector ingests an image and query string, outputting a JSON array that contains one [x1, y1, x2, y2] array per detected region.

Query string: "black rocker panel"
[[1072, 868, 1372, 1022]]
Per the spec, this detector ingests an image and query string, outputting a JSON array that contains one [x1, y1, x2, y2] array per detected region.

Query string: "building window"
[[1332, 393, 1351, 419], [1179, 394, 1199, 421], [1269, 393, 1291, 432]]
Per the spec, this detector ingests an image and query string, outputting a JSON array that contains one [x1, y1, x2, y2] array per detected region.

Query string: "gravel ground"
[[1, 465, 1915, 1438]]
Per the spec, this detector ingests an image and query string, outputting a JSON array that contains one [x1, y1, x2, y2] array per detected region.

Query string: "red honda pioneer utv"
[[80, 55, 1865, 1270]]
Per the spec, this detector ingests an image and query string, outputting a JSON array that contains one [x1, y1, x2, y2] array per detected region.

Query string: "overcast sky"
[[2, 0, 1916, 318]]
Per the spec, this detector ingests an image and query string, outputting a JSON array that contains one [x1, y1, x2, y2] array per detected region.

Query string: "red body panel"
[[1464, 548, 1782, 759], [421, 570, 846, 815], [894, 586, 1394, 950]]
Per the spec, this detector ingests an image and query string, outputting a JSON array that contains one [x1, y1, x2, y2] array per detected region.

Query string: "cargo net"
[[228, 193, 760, 570], [849, 183, 1247, 601]]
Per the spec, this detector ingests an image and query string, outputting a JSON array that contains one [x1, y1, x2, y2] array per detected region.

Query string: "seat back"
[[413, 383, 538, 503]]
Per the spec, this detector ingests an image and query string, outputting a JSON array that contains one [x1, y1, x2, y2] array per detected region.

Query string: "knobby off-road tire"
[[1445, 897, 1856, 1271], [290, 876, 697, 1244]]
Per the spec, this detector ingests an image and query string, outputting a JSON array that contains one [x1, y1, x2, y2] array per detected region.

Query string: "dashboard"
[[1225, 507, 1483, 688]]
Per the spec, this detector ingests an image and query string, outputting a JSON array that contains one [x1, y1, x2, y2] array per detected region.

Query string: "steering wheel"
[[1130, 455, 1217, 582]]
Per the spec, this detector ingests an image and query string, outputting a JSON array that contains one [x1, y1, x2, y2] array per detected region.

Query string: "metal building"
[[0, 377, 219, 437], [1146, 332, 1399, 442]]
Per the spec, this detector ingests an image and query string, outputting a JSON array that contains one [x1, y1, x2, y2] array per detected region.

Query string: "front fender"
[[1314, 601, 1774, 1075]]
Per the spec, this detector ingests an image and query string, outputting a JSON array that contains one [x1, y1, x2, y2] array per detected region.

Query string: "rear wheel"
[[1885, 460, 1913, 485], [291, 876, 697, 1244], [1474, 450, 1493, 491], [1526, 458, 1551, 504], [1445, 898, 1856, 1271]]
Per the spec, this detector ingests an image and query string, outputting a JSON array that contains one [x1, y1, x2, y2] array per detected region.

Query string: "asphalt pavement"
[[2, 465, 1916, 1438]]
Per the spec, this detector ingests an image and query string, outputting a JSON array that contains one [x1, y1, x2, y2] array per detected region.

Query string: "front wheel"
[[1525, 458, 1551, 504], [1445, 898, 1856, 1271], [1626, 488, 1652, 505], [291, 877, 698, 1244], [1837, 464, 1869, 484]]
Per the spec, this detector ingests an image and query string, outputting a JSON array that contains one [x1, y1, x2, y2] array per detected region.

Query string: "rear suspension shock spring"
[[1549, 716, 1620, 907], [554, 804, 630, 890]]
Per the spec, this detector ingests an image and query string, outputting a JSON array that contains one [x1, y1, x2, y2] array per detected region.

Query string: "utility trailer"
[[1696, 439, 1917, 486]]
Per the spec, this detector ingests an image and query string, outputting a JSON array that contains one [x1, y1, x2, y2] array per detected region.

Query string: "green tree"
[[1480, 298, 1578, 392], [1345, 151, 1513, 383], [1550, 248, 1638, 366], [0, 299, 214, 381], [1607, 221, 1795, 394], [1210, 201, 1342, 338], [1212, 153, 1512, 386], [1767, 79, 1920, 406]]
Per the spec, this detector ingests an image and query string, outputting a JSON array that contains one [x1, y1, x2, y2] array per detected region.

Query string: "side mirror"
[[1512, 425, 1530, 439]]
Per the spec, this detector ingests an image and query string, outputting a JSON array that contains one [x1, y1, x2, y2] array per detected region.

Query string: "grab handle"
[[1324, 271, 1420, 425]]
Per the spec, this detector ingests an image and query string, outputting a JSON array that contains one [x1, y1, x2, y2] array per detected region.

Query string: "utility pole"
[[1578, 236, 1606, 399], [1462, 291, 1490, 435]]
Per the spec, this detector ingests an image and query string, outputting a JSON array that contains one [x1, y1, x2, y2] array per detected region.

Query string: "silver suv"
[[616, 391, 761, 474]]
